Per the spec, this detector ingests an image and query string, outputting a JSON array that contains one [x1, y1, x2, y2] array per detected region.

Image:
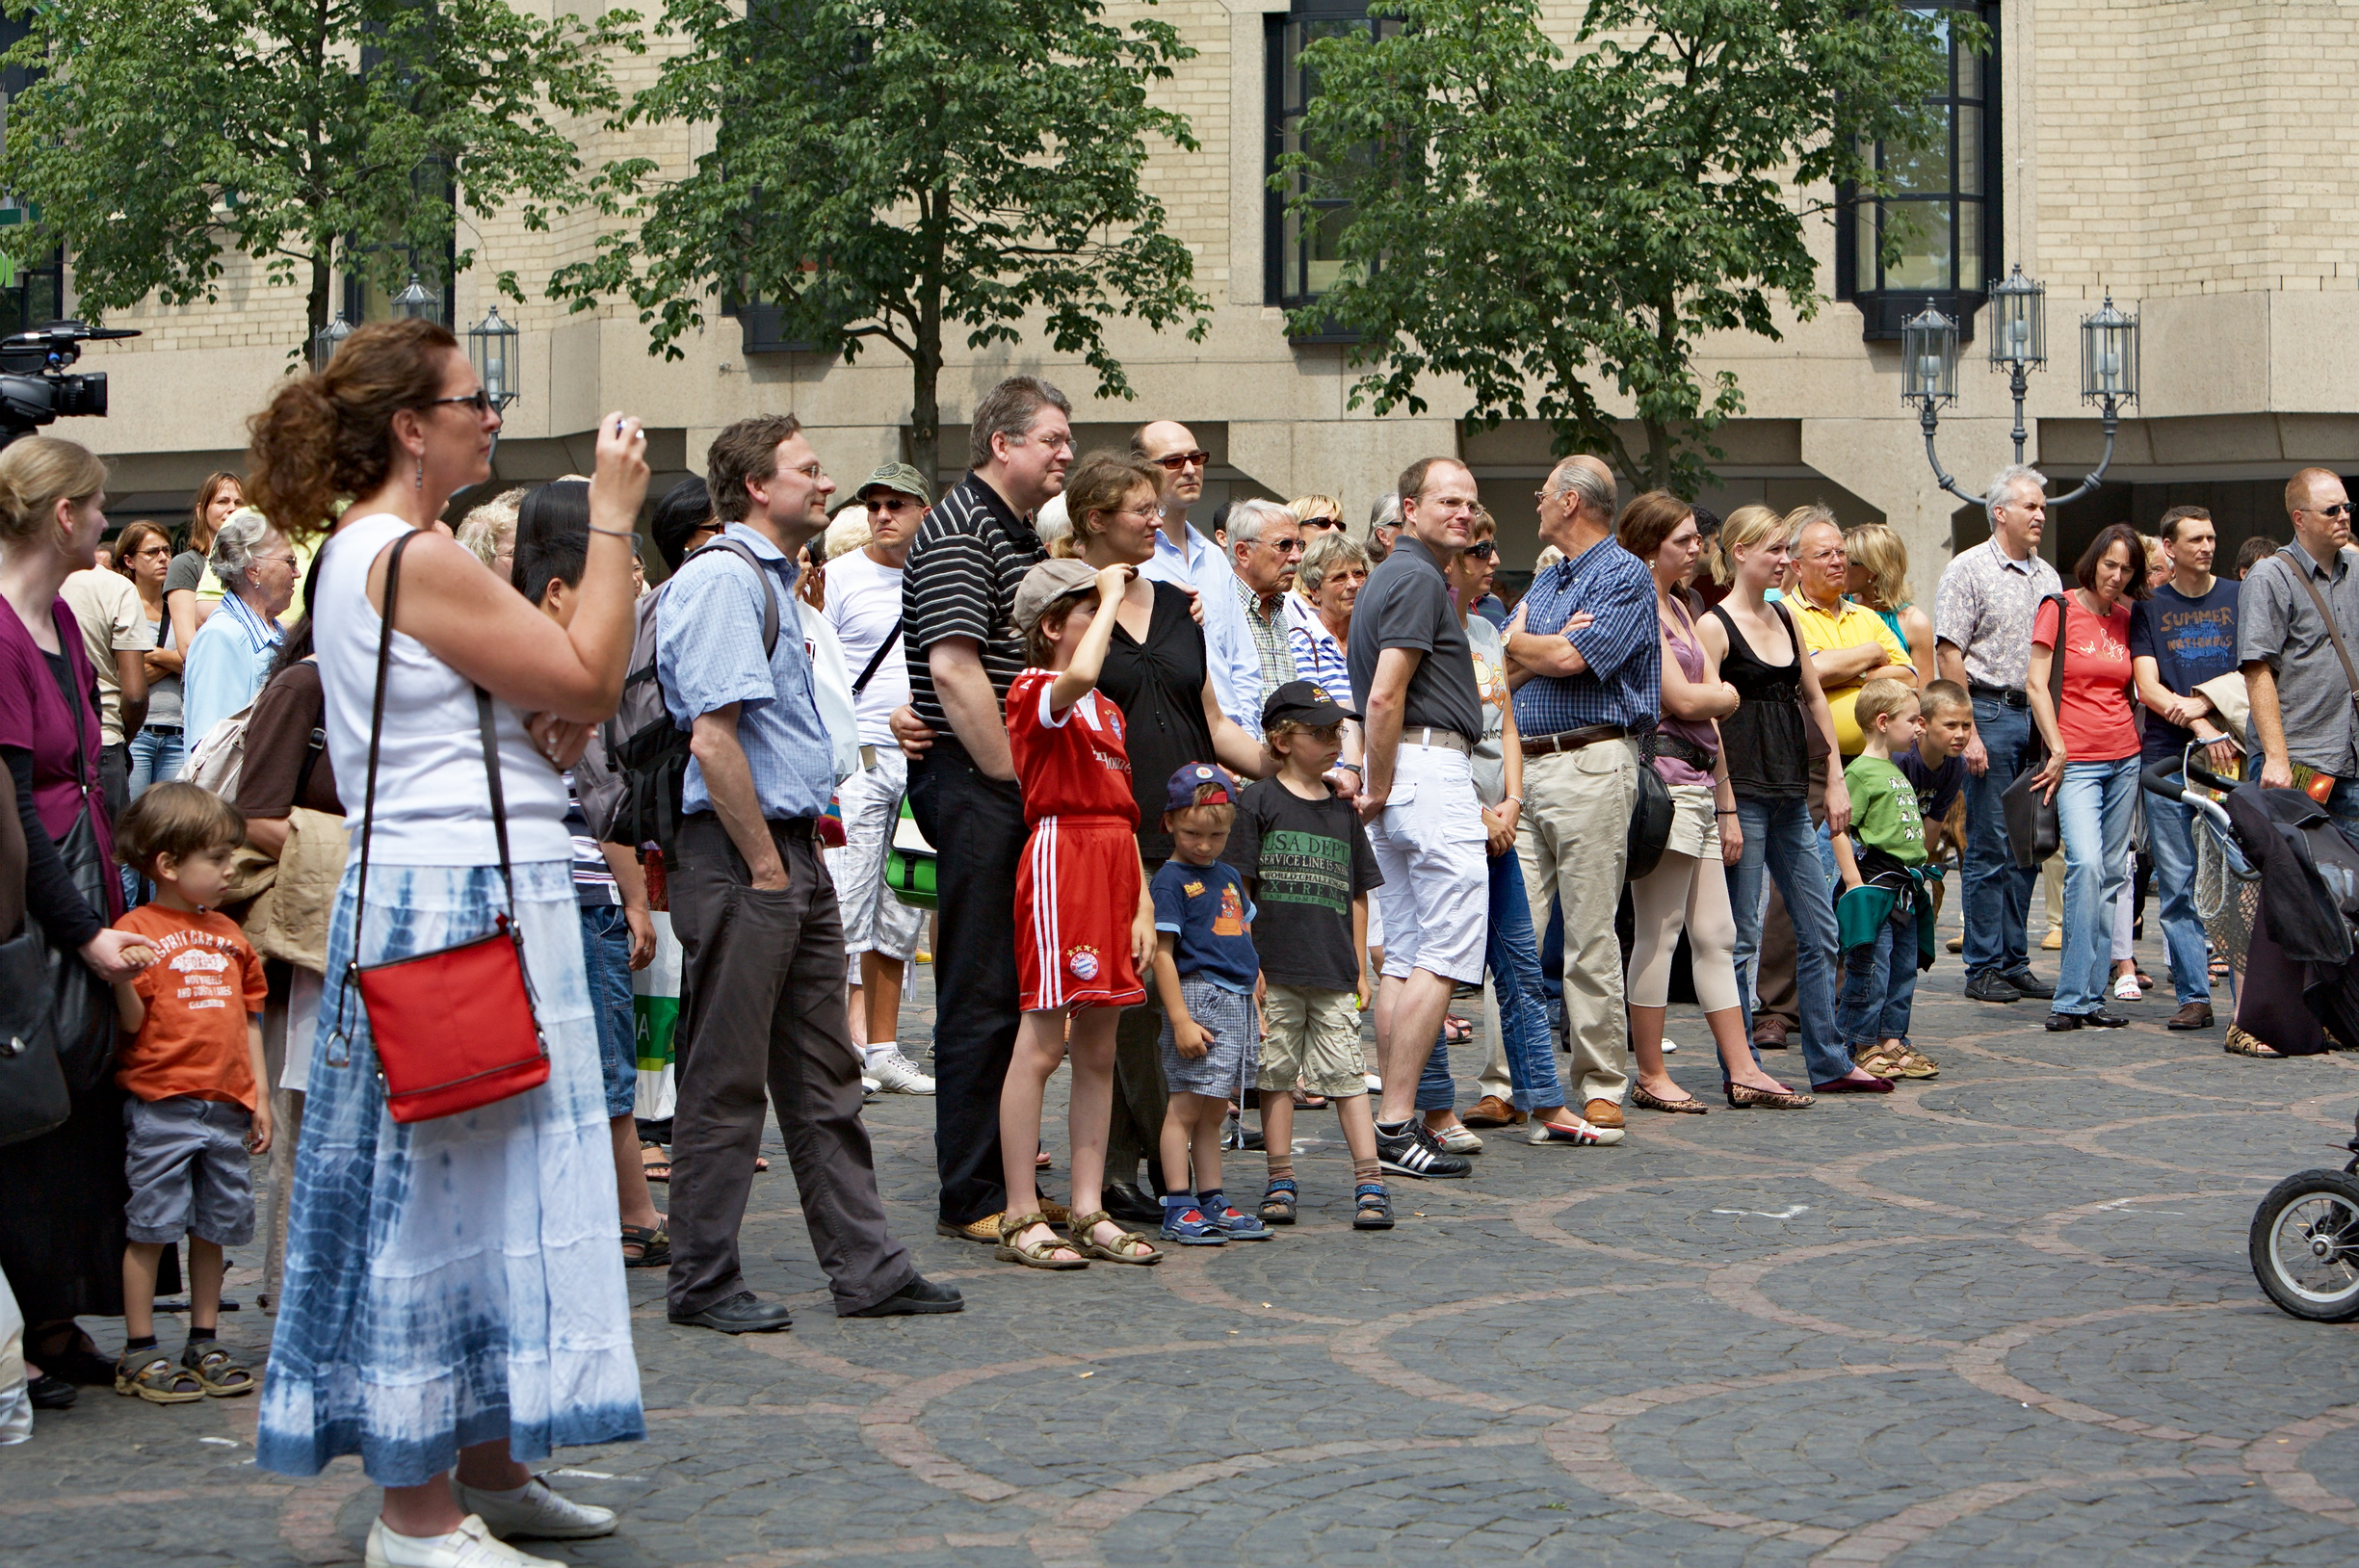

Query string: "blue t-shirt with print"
[[1151, 857, 1260, 994], [2128, 579, 2241, 764]]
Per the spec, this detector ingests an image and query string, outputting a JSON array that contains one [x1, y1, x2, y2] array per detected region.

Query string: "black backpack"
[[606, 538, 779, 852]]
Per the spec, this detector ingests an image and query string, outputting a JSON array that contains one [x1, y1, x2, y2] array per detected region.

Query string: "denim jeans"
[[1962, 697, 2040, 979], [127, 725, 184, 797], [2141, 783, 2212, 1006], [1838, 903, 1919, 1049], [1418, 850, 1568, 1111], [2054, 757, 2138, 1016], [1729, 796, 1855, 1086], [579, 902, 640, 1119]]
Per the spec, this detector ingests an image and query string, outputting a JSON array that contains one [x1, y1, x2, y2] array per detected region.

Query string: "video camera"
[[0, 319, 139, 446]]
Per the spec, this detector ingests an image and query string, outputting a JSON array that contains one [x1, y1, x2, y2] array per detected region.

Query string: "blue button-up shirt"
[[181, 590, 283, 745], [1510, 535, 1661, 736], [1142, 520, 1262, 730], [656, 522, 835, 820]]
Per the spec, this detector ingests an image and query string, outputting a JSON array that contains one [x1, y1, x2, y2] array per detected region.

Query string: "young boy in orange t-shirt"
[[109, 781, 272, 1403]]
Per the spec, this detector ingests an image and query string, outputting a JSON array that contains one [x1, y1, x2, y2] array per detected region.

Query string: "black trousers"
[[908, 740, 1027, 1226]]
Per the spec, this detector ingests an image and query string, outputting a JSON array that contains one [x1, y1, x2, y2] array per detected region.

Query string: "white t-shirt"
[[823, 548, 908, 746]]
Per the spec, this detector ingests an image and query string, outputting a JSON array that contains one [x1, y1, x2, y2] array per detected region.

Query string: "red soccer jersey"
[[1006, 669, 1139, 826]]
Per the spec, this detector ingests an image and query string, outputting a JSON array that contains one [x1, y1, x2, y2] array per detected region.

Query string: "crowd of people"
[[0, 342, 2344, 1558]]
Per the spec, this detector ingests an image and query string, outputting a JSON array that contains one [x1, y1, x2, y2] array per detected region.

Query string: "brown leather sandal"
[[1069, 1209, 1162, 1266], [995, 1212, 1088, 1268]]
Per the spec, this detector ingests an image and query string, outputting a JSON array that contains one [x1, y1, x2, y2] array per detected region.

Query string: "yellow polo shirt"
[[1789, 595, 1913, 753]]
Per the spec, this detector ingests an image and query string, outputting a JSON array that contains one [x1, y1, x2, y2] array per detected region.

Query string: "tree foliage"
[[0, 0, 632, 357], [549, 0, 1211, 484], [1283, 0, 1972, 496]]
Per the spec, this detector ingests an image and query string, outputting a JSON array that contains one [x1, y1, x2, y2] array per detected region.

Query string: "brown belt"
[[1523, 723, 1628, 757]]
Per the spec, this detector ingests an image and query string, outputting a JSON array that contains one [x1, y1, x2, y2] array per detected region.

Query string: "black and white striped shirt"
[[903, 471, 1045, 737]]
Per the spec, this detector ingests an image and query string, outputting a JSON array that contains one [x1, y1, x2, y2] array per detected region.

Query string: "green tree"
[[0, 0, 632, 357], [1282, 0, 1968, 497], [550, 0, 1210, 485]]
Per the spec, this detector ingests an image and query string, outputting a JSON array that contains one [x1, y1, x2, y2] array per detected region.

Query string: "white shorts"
[[1366, 741, 1487, 985], [825, 749, 925, 962]]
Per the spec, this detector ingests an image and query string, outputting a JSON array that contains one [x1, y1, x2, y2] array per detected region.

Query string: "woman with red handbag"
[[246, 319, 651, 1568]]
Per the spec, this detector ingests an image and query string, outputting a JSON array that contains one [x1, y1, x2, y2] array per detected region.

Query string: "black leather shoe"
[[1102, 1180, 1164, 1223], [1964, 972, 2022, 1004], [2083, 1009, 2131, 1028], [2045, 1012, 2083, 1032], [844, 1275, 964, 1318], [668, 1290, 792, 1334], [1999, 969, 2056, 1000], [27, 1372, 76, 1409]]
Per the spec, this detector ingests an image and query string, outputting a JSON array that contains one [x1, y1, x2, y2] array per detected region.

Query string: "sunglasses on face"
[[865, 495, 921, 513], [2308, 503, 2354, 518], [1464, 540, 1498, 561], [1150, 450, 1211, 471]]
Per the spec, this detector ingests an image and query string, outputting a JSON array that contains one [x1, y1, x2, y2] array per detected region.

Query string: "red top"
[[1006, 669, 1139, 827], [114, 902, 269, 1108], [2032, 594, 2139, 762]]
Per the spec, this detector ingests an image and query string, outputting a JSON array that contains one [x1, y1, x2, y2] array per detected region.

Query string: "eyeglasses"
[[1256, 536, 1306, 556], [252, 553, 300, 568], [1150, 450, 1211, 471], [1012, 431, 1077, 454], [425, 391, 497, 415], [865, 494, 922, 513], [1464, 540, 1498, 562], [786, 461, 826, 483]]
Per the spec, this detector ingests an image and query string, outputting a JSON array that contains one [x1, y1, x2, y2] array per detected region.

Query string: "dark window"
[[1836, 2, 2000, 341], [0, 15, 65, 335], [1264, 0, 1396, 337]]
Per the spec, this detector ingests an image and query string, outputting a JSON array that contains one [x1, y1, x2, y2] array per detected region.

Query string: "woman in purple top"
[[0, 435, 156, 1399], [1616, 494, 1812, 1111]]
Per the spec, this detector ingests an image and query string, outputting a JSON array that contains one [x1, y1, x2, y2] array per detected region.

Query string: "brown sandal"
[[2224, 1026, 2287, 1058], [995, 1212, 1088, 1269], [1069, 1209, 1163, 1266], [115, 1347, 204, 1404], [1632, 1085, 1709, 1115]]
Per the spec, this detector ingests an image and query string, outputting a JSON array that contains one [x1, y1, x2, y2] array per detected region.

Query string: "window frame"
[[1264, 0, 1394, 341], [0, 14, 66, 337], [1835, 0, 2002, 343]]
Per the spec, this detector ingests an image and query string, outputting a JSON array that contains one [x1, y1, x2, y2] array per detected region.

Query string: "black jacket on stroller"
[[2223, 785, 2359, 1055]]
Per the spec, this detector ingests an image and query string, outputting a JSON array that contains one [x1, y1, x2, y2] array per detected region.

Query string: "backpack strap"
[[686, 536, 780, 659]]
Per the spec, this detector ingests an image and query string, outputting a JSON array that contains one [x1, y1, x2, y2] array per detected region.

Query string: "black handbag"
[[2000, 593, 2068, 872], [25, 662, 117, 1092], [1626, 739, 1676, 882], [0, 922, 70, 1147]]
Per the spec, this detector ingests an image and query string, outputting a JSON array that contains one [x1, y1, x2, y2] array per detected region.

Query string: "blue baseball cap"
[[1165, 762, 1240, 813]]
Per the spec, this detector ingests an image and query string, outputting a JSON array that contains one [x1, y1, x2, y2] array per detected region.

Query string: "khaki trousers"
[[1516, 740, 1639, 1106]]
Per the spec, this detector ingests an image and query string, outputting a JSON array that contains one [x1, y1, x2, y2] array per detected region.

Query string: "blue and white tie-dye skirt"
[[256, 859, 645, 1485]]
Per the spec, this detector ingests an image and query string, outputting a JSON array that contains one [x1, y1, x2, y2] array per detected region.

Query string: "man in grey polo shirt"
[[2241, 466, 2359, 820]]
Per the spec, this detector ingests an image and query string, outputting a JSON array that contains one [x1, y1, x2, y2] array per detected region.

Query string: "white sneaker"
[[365, 1514, 566, 1568], [861, 1073, 881, 1092], [1662, 1037, 1680, 1054], [1429, 1123, 1483, 1155], [453, 1477, 619, 1540], [867, 1050, 936, 1094]]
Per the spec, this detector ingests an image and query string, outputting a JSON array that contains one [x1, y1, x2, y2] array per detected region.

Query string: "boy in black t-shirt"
[[1224, 681, 1395, 1231]]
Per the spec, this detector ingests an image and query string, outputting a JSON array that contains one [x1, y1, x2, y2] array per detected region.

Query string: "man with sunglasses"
[[2241, 468, 2359, 819], [1131, 420, 1263, 730]]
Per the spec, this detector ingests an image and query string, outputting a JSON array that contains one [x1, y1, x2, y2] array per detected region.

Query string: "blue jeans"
[[2141, 783, 2212, 1006], [2054, 757, 2138, 1017], [1839, 902, 1919, 1049], [1729, 796, 1855, 1086], [579, 902, 639, 1119], [1417, 850, 1567, 1111], [1963, 697, 2041, 979], [127, 725, 184, 797]]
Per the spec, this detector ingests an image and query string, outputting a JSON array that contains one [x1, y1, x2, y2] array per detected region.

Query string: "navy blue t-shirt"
[[1151, 857, 1260, 994], [2128, 579, 2241, 764], [1897, 745, 1964, 825]]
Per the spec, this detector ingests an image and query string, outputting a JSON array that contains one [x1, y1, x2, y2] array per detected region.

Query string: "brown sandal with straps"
[[1068, 1209, 1163, 1266], [995, 1211, 1088, 1268], [115, 1347, 205, 1404]]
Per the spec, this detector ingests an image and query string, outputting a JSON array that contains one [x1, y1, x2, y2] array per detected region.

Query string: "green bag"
[[885, 797, 938, 909]]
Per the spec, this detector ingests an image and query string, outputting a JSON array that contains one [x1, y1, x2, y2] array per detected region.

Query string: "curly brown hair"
[[245, 319, 459, 544]]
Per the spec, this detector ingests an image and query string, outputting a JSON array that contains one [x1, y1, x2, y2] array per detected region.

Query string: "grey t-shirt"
[[1347, 534, 1484, 743], [2238, 542, 2359, 775], [164, 548, 209, 600], [140, 606, 182, 728]]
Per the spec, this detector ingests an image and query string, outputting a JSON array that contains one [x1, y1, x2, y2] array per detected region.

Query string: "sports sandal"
[[179, 1340, 257, 1398], [640, 1140, 670, 1183], [115, 1346, 204, 1404], [621, 1223, 671, 1268], [1352, 1183, 1395, 1231], [1259, 1179, 1299, 1224], [1069, 1209, 1162, 1266], [995, 1211, 1088, 1268]]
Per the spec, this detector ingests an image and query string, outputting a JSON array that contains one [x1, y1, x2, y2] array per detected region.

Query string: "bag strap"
[[333, 528, 416, 1048], [852, 617, 902, 699], [2275, 547, 2359, 702]]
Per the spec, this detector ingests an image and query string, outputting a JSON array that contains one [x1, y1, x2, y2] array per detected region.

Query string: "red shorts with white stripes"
[[1016, 815, 1147, 1012]]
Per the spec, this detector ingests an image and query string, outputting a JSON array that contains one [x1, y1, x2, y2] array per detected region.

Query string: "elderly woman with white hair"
[[180, 508, 300, 746], [1287, 529, 1369, 695]]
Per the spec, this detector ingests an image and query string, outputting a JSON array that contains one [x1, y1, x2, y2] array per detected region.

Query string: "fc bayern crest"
[[1067, 946, 1101, 981]]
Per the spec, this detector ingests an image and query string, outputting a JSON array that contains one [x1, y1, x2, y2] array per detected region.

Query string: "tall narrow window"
[[0, 14, 64, 335], [1265, 0, 1396, 334], [1836, 1, 2000, 341]]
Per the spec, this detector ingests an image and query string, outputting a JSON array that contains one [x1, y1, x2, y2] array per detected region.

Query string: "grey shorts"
[[123, 1094, 255, 1246], [1157, 976, 1259, 1100]]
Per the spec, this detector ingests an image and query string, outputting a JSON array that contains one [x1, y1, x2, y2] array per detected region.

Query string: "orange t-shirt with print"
[[113, 902, 269, 1109]]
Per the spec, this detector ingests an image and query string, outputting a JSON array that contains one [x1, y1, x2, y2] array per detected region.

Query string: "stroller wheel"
[[2250, 1170, 2359, 1321]]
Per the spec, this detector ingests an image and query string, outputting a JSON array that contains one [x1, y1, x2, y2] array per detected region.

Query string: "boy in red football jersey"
[[997, 558, 1163, 1270]]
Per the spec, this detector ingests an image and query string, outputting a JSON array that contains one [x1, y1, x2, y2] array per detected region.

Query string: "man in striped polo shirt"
[[901, 377, 1073, 1239]]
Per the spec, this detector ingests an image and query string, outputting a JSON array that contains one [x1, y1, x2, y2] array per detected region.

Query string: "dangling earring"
[[414, 453, 424, 492]]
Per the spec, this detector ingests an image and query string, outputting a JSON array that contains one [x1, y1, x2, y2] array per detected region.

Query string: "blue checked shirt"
[[1509, 536, 1661, 737], [656, 522, 836, 820]]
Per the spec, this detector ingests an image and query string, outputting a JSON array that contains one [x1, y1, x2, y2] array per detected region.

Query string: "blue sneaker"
[[1197, 1192, 1271, 1241], [1160, 1199, 1228, 1245]]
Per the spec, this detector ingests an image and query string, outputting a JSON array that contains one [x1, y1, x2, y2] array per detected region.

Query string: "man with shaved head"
[[2241, 467, 2359, 819], [1132, 419, 1264, 727]]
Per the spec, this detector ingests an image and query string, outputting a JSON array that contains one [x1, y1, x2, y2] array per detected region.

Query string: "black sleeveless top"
[[1709, 602, 1810, 800], [1095, 581, 1215, 862]]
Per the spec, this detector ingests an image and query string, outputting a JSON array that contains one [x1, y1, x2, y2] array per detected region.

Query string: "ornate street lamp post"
[[390, 272, 441, 323], [467, 304, 519, 414], [1903, 264, 2138, 508], [309, 311, 354, 374]]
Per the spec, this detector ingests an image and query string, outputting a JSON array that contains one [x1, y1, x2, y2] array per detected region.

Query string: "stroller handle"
[[2139, 760, 2237, 835]]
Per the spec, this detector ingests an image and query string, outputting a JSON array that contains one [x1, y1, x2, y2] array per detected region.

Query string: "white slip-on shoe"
[[454, 1477, 619, 1540], [1429, 1123, 1482, 1155], [869, 1051, 936, 1094], [364, 1514, 565, 1568]]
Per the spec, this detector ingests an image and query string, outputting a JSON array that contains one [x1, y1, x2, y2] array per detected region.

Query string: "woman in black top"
[[1696, 505, 1887, 1096]]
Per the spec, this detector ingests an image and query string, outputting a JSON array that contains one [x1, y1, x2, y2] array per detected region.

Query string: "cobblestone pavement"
[[9, 911, 2359, 1566]]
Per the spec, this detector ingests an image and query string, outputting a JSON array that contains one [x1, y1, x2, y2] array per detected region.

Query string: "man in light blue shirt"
[[655, 413, 951, 1337], [180, 516, 294, 745], [1133, 420, 1262, 729]]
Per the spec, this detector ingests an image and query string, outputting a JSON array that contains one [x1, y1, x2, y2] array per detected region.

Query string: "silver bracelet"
[[589, 524, 636, 540]]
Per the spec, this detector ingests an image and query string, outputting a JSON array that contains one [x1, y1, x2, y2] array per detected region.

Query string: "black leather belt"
[[1649, 732, 1718, 772], [1524, 724, 1629, 757], [1968, 682, 2030, 710]]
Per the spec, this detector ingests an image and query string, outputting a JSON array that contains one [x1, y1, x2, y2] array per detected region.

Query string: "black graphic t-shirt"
[[1222, 775, 1382, 992]]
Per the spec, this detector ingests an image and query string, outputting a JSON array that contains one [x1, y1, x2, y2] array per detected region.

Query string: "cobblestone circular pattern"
[[8, 922, 2359, 1565]]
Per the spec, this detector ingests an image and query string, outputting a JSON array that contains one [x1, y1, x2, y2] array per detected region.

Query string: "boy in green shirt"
[[1839, 678, 1932, 1082]]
